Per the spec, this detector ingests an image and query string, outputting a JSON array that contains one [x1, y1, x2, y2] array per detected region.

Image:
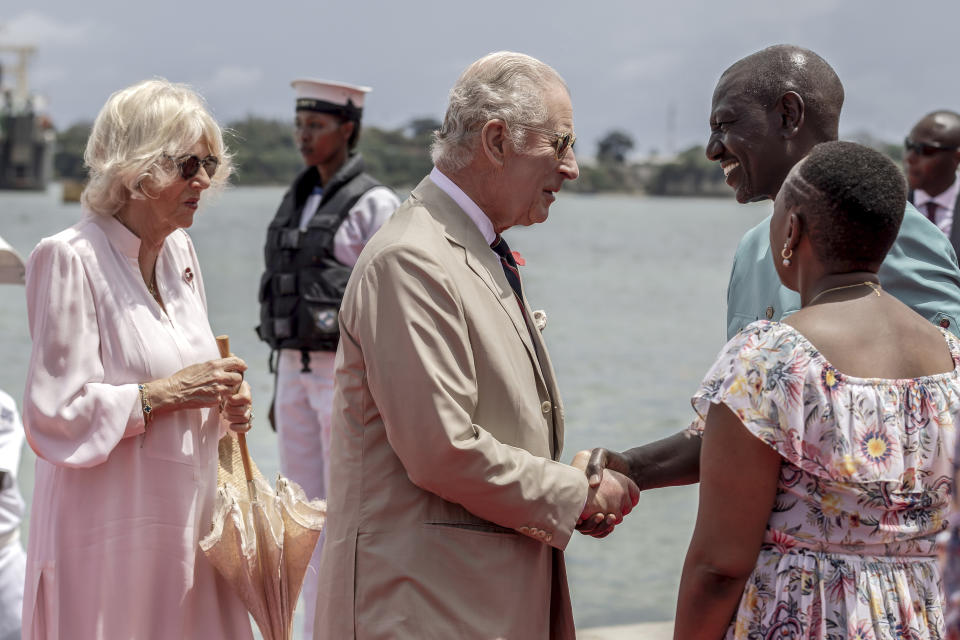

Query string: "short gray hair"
[[82, 78, 233, 216], [431, 51, 566, 172]]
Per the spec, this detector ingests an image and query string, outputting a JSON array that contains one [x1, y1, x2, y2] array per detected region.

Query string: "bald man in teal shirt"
[[713, 45, 960, 339], [579, 45, 960, 534]]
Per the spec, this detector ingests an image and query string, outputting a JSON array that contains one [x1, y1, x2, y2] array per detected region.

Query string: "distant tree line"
[[52, 119, 905, 197]]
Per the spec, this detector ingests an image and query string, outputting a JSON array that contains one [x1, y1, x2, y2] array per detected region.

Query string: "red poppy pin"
[[183, 267, 194, 287], [511, 251, 525, 266]]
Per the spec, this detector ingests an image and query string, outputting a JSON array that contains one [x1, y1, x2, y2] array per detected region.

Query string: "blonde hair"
[[82, 78, 233, 216], [431, 51, 566, 173]]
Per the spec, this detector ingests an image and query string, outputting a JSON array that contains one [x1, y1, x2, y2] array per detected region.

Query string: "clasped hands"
[[571, 448, 637, 538], [145, 356, 254, 433]]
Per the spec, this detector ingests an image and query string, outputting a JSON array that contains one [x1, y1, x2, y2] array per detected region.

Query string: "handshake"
[[571, 448, 637, 539]]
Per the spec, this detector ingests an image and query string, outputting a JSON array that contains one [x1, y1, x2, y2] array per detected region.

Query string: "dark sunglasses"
[[904, 137, 960, 157], [174, 154, 220, 180], [516, 124, 576, 160]]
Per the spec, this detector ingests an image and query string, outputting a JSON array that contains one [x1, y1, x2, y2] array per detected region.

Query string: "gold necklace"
[[146, 274, 161, 302], [808, 281, 881, 305]]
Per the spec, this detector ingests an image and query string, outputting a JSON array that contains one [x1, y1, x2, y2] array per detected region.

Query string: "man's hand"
[[572, 449, 639, 538], [576, 468, 639, 538]]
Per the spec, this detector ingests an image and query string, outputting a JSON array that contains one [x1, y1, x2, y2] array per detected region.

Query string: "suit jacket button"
[[541, 400, 552, 414], [765, 306, 775, 319], [519, 526, 530, 535], [545, 533, 553, 543], [537, 530, 547, 539]]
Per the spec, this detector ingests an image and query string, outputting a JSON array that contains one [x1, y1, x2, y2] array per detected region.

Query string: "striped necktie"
[[491, 234, 523, 300], [491, 234, 541, 352]]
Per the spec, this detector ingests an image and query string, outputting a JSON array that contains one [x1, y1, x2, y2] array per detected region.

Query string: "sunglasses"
[[516, 124, 576, 160], [904, 137, 960, 157], [174, 154, 220, 180]]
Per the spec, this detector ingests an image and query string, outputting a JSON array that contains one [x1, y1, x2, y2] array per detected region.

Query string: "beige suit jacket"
[[313, 176, 589, 639]]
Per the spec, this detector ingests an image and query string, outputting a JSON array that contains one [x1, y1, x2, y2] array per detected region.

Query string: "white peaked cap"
[[291, 79, 372, 114]]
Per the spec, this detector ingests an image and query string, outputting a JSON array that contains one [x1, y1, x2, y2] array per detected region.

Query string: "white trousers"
[[275, 349, 335, 640], [0, 534, 23, 640]]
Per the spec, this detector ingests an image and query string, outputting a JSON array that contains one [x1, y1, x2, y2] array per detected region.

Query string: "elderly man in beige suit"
[[313, 51, 639, 640]]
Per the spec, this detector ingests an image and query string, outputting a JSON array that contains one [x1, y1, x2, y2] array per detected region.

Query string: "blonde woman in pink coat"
[[22, 79, 254, 640]]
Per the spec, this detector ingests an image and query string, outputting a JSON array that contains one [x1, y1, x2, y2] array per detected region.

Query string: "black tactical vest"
[[257, 154, 383, 352]]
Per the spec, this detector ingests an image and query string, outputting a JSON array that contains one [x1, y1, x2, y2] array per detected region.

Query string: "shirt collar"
[[86, 209, 141, 259], [914, 172, 960, 212], [429, 167, 496, 245]]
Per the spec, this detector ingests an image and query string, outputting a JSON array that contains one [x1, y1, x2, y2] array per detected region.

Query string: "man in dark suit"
[[906, 110, 960, 258]]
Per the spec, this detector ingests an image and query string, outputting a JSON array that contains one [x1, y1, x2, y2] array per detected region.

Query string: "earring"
[[781, 245, 793, 267]]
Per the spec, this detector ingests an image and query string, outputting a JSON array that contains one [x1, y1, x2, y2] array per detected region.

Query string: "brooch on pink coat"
[[183, 267, 194, 289]]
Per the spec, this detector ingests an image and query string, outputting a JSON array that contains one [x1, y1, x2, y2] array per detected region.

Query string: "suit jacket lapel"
[[410, 177, 547, 389], [485, 260, 566, 457], [522, 306, 565, 458]]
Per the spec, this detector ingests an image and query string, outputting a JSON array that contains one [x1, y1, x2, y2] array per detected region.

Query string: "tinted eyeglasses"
[[516, 124, 576, 160], [904, 137, 960, 157], [174, 154, 220, 180]]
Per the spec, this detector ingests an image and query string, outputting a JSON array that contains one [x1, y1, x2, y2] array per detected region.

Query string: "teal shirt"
[[726, 202, 960, 339]]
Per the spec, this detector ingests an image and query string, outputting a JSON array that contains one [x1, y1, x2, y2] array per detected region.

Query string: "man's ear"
[[777, 91, 805, 139], [480, 119, 508, 168]]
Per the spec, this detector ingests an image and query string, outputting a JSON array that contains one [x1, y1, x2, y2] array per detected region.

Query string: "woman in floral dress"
[[673, 141, 959, 639]]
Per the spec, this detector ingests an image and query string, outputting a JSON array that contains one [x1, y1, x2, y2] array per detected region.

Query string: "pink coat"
[[21, 212, 252, 640]]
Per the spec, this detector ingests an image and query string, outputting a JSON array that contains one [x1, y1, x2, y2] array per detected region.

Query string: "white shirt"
[[430, 167, 496, 244], [299, 185, 401, 267], [914, 172, 960, 236], [0, 391, 23, 539]]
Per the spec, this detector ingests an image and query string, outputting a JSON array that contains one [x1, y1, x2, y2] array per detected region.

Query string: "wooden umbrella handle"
[[215, 335, 255, 486]]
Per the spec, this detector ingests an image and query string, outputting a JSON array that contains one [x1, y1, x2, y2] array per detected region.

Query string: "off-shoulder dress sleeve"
[[689, 320, 960, 484], [689, 321, 818, 471], [22, 237, 144, 468]]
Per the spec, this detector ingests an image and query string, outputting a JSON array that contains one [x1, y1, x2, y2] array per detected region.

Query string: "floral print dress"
[[692, 321, 959, 639]]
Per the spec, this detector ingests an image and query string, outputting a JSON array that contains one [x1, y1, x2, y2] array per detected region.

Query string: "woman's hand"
[[146, 357, 247, 415], [221, 381, 253, 433]]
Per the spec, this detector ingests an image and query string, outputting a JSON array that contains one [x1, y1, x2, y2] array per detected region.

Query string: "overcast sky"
[[4, 0, 959, 160]]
